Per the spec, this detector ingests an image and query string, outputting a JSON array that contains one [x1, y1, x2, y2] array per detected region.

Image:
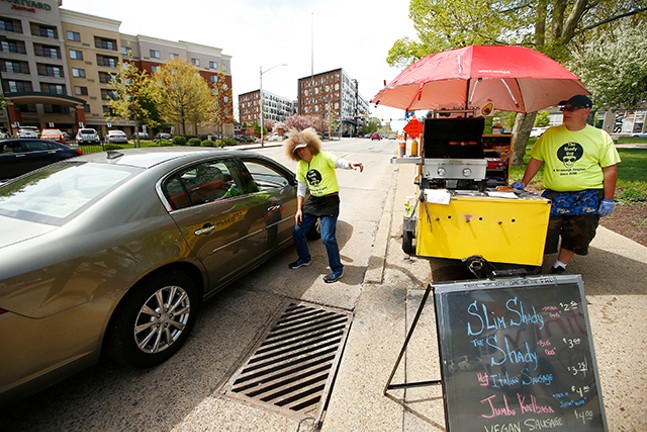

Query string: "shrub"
[[104, 144, 123, 151], [223, 137, 238, 146], [157, 139, 173, 147], [617, 187, 647, 203], [172, 136, 187, 146], [187, 137, 201, 147], [200, 139, 214, 147], [215, 139, 224, 147]]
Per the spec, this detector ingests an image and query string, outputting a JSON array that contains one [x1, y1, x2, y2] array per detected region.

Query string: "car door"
[[162, 157, 271, 290], [0, 140, 39, 179], [240, 157, 298, 251]]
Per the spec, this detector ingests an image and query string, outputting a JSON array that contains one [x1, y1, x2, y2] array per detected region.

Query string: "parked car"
[[154, 132, 172, 141], [0, 128, 9, 140], [40, 128, 66, 143], [17, 126, 39, 138], [75, 128, 100, 145], [371, 132, 381, 140], [530, 127, 549, 138], [0, 148, 320, 403], [0, 138, 82, 180], [130, 132, 151, 140], [106, 130, 128, 144]]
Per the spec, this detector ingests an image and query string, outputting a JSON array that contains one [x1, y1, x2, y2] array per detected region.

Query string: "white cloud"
[[62, 0, 416, 125]]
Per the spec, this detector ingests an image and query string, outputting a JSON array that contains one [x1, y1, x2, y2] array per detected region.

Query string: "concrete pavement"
[[323, 162, 647, 431]]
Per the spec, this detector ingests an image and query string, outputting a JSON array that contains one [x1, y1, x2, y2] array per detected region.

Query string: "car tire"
[[106, 271, 200, 368], [402, 230, 414, 254]]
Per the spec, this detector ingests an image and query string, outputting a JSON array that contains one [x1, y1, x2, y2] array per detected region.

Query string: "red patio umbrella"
[[371, 45, 589, 114]]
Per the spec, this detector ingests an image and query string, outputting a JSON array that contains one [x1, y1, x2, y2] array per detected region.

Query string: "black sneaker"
[[323, 268, 344, 283], [288, 258, 311, 270], [550, 265, 566, 274]]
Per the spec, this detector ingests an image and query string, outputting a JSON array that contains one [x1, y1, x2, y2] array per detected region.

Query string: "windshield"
[[0, 162, 141, 225]]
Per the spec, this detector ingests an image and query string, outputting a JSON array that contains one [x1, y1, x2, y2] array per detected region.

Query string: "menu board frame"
[[434, 274, 607, 431]]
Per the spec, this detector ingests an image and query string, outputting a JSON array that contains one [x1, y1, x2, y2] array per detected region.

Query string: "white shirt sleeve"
[[297, 181, 307, 197], [335, 158, 351, 169]]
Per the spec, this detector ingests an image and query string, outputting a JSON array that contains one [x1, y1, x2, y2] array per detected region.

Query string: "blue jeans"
[[293, 210, 343, 273]]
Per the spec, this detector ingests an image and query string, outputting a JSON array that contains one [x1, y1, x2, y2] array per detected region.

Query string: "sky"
[[61, 0, 418, 131]]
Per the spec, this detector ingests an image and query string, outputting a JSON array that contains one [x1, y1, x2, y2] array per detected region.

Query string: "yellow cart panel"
[[416, 194, 551, 266]]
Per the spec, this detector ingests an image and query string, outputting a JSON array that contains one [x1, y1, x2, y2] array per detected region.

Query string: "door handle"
[[194, 224, 216, 236]]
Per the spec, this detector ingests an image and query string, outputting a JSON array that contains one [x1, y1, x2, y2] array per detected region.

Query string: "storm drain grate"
[[227, 302, 352, 418]]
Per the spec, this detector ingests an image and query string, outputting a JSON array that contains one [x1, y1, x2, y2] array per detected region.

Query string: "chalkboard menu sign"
[[434, 275, 606, 431]]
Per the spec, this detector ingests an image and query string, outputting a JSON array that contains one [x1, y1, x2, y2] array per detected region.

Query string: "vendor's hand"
[[598, 199, 615, 217], [511, 181, 525, 190], [351, 162, 364, 172], [295, 209, 303, 225]]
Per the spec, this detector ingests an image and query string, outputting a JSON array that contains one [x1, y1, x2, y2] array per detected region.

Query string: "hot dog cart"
[[395, 114, 551, 269]]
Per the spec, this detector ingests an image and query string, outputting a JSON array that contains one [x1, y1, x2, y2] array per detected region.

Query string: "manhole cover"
[[227, 302, 352, 420]]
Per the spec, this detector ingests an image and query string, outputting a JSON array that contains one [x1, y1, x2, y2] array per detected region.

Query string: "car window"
[[163, 159, 246, 210], [241, 160, 291, 190], [0, 162, 139, 224], [23, 140, 55, 151], [2, 142, 25, 153]]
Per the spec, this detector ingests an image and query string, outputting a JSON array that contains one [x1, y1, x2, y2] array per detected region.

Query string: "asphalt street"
[[2, 138, 646, 431]]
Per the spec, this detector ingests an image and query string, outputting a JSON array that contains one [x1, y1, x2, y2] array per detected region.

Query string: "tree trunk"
[[511, 112, 537, 165]]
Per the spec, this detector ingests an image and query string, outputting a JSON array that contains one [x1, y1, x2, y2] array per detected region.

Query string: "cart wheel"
[[402, 231, 414, 254]]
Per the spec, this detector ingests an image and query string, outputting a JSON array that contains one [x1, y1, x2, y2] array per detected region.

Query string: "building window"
[[67, 31, 81, 42], [44, 104, 68, 114], [222, 64, 228, 72], [40, 46, 60, 59], [6, 80, 32, 92], [75, 86, 89, 96], [42, 83, 65, 94], [209, 61, 218, 69], [70, 49, 84, 60], [1, 40, 25, 54], [40, 64, 63, 78], [72, 68, 86, 78], [96, 38, 117, 51], [170, 52, 179, 59], [99, 72, 114, 83], [210, 74, 218, 83], [84, 105, 91, 113], [97, 55, 118, 68], [37, 26, 57, 39], [0, 18, 21, 33], [151, 65, 160, 73], [3, 60, 28, 74], [191, 58, 200, 66], [149, 49, 161, 59]]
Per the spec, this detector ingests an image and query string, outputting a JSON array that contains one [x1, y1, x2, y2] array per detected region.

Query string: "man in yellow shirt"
[[284, 128, 364, 283], [513, 95, 621, 273]]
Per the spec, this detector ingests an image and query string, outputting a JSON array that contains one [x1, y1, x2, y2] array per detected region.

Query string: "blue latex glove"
[[598, 199, 615, 217], [511, 182, 525, 190]]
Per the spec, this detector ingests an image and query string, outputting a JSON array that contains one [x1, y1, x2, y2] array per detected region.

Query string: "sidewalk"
[[323, 163, 647, 431]]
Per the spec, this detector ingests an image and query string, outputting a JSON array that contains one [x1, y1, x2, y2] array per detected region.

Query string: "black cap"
[[558, 95, 592, 108]]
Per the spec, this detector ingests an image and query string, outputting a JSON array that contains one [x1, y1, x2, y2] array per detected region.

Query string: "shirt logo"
[[557, 142, 583, 169], [306, 169, 322, 186]]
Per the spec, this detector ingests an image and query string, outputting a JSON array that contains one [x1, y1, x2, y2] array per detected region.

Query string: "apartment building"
[[238, 89, 294, 126], [0, 1, 233, 137], [297, 68, 369, 136]]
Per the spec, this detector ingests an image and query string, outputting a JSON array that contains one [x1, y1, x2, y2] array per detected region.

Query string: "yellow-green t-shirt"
[[296, 151, 339, 197], [531, 124, 620, 192]]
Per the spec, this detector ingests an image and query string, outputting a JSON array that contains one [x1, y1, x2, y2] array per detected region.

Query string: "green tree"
[[387, 0, 646, 164], [569, 21, 647, 109], [534, 111, 551, 127], [155, 58, 212, 136], [108, 63, 160, 147]]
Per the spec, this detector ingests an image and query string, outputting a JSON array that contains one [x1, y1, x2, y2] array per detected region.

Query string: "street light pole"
[[259, 63, 287, 146]]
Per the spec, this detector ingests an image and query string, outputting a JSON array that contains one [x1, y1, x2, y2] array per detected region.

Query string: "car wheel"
[[106, 271, 200, 368], [306, 219, 321, 240], [402, 230, 414, 254]]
